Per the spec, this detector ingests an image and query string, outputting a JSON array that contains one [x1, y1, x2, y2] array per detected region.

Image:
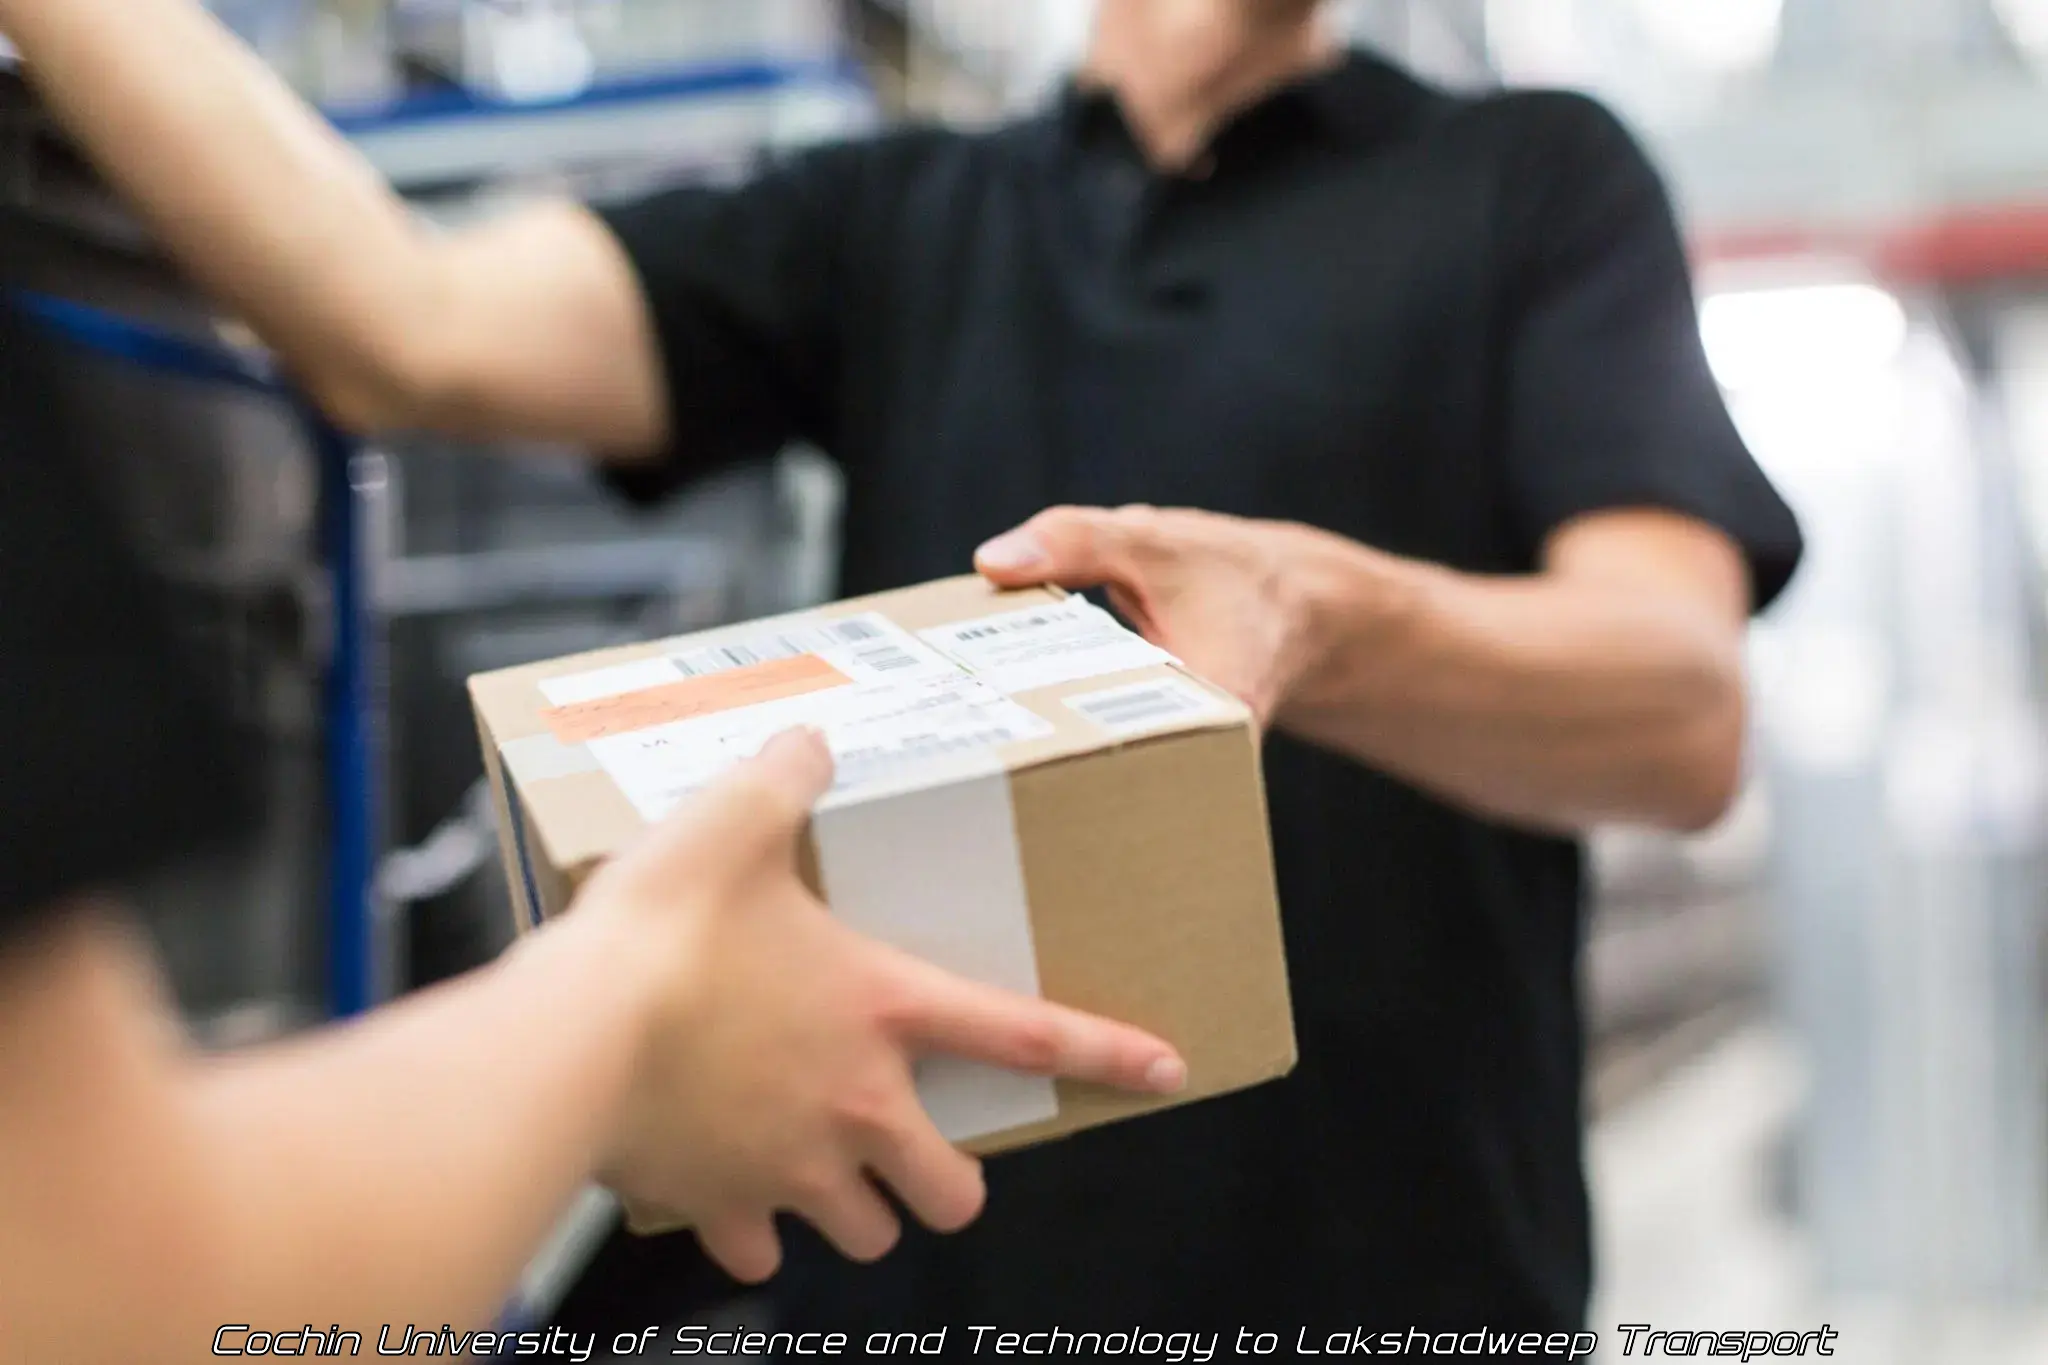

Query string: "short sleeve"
[[1496, 93, 1803, 611], [0, 300, 260, 949], [592, 140, 872, 506]]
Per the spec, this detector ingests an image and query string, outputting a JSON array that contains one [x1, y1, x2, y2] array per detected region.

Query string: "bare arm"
[[0, 0, 669, 452], [978, 505, 1752, 836]]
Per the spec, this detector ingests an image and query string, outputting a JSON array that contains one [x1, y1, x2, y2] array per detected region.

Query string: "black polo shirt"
[[0, 296, 256, 951], [598, 51, 1800, 1343]]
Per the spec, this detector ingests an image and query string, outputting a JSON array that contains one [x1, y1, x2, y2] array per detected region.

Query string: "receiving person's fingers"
[[867, 1116, 987, 1235], [882, 952, 1188, 1094], [696, 1211, 785, 1285], [791, 1175, 902, 1264]]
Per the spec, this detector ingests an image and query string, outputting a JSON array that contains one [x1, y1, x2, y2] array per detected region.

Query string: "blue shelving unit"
[[327, 56, 865, 129], [17, 290, 384, 1021], [330, 57, 877, 188]]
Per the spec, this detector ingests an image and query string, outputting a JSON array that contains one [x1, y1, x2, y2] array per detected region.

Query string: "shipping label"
[[918, 599, 1178, 694], [535, 613, 1052, 820], [1065, 677, 1233, 738]]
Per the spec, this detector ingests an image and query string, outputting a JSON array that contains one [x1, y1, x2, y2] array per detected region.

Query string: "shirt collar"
[[1045, 48, 1434, 161], [1052, 77, 1126, 151]]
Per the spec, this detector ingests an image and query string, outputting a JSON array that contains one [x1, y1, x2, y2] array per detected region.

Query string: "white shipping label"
[[919, 600, 1178, 695], [538, 612, 960, 707], [1065, 677, 1233, 738], [559, 668, 1053, 823]]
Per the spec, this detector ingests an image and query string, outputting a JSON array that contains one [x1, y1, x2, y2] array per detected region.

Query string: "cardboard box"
[[469, 576, 1295, 1227]]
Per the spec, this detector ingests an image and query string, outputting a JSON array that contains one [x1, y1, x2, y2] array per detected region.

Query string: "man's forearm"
[[1282, 541, 1747, 833], [0, 0, 441, 424]]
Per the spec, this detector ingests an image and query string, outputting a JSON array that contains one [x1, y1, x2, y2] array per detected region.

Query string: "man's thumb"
[[975, 507, 1116, 588]]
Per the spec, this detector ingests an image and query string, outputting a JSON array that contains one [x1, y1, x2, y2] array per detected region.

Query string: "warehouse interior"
[[7, 2, 2048, 1362]]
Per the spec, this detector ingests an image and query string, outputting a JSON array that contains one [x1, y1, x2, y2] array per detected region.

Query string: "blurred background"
[[7, 2, 2048, 1361]]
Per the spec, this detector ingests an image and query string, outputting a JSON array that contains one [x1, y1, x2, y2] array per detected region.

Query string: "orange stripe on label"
[[542, 653, 850, 744]]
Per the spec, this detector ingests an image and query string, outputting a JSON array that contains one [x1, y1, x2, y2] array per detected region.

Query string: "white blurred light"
[[1485, 0, 1589, 84], [1699, 284, 1909, 394], [467, 0, 593, 104], [1767, 626, 1891, 773], [1995, 0, 2048, 61], [1629, 0, 1783, 73]]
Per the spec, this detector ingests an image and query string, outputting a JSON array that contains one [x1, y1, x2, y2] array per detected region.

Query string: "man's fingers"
[[792, 1175, 902, 1264], [1105, 581, 1158, 639], [976, 506, 1131, 589], [866, 1116, 988, 1235], [696, 1212, 785, 1285], [883, 954, 1188, 1094]]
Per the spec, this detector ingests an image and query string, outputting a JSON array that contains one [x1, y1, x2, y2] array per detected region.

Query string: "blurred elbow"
[[298, 256, 469, 434], [301, 331, 448, 436]]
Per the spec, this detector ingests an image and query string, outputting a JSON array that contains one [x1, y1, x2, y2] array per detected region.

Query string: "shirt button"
[[1150, 277, 1211, 310]]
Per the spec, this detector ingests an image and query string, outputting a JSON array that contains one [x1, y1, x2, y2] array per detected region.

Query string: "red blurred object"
[[1696, 202, 2048, 285]]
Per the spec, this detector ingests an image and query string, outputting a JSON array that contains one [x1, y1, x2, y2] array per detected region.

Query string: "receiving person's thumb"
[[629, 728, 834, 883], [746, 726, 836, 796], [710, 727, 835, 858]]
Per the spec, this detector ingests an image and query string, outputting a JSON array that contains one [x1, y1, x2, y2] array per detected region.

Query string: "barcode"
[[1073, 686, 1197, 729], [853, 645, 920, 673], [950, 609, 1075, 642], [671, 642, 775, 677], [669, 616, 891, 679], [834, 728, 1021, 787]]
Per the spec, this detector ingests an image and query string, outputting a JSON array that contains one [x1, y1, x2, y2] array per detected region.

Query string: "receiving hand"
[[976, 505, 1337, 726], [573, 729, 1187, 1283]]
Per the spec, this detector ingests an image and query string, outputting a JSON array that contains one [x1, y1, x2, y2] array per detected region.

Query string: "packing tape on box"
[[499, 732, 604, 784], [812, 750, 1061, 1141]]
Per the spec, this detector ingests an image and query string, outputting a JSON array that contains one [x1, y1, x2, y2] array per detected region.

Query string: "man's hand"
[[976, 506, 1348, 725], [572, 730, 1187, 1283], [978, 504, 1753, 834]]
